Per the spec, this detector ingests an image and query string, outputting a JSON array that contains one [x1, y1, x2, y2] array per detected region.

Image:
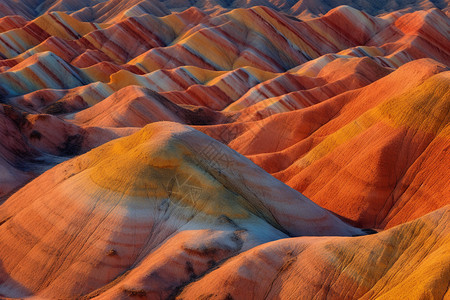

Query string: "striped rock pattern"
[[200, 58, 450, 229], [0, 0, 448, 21], [0, 2, 449, 299], [179, 206, 450, 299], [0, 122, 364, 298]]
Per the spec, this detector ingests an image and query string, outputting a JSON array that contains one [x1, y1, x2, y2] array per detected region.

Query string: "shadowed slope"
[[0, 104, 139, 198], [71, 85, 228, 127], [0, 105, 36, 199]]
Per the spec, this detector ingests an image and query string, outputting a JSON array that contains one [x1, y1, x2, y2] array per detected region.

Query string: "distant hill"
[[0, 0, 448, 21]]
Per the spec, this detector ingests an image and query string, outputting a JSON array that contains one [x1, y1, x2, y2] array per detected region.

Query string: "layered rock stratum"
[[0, 1, 448, 299]]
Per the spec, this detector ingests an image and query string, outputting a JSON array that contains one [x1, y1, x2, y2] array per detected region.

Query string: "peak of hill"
[[0, 122, 364, 298]]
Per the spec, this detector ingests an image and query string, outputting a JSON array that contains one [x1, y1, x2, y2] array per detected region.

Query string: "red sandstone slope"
[[200, 59, 449, 228]]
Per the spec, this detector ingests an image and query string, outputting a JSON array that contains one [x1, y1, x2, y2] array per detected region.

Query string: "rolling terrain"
[[0, 1, 449, 299]]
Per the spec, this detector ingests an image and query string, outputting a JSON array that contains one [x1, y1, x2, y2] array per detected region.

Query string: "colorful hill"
[[202, 58, 449, 229], [0, 122, 365, 298], [0, 1, 448, 299], [179, 206, 450, 299], [0, 0, 449, 20]]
